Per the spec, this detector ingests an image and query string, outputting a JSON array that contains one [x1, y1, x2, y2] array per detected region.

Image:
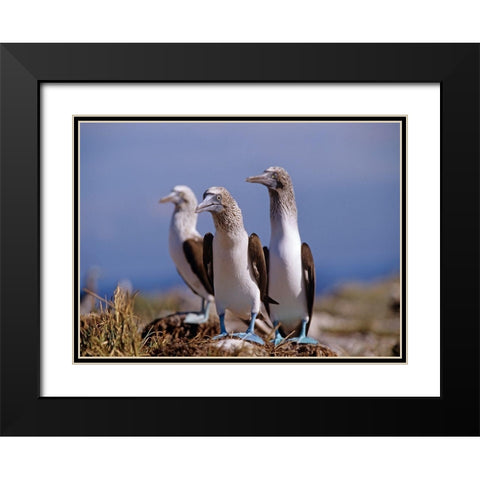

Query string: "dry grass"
[[80, 286, 144, 357], [80, 286, 337, 358]]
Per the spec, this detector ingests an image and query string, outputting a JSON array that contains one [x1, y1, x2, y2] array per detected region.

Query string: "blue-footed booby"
[[246, 167, 317, 345], [159, 185, 214, 324], [195, 187, 276, 345]]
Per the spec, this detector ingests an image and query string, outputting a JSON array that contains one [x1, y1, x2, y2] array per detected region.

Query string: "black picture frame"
[[1, 43, 478, 436]]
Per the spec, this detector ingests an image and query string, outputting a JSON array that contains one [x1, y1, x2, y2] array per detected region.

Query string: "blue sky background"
[[80, 121, 400, 298]]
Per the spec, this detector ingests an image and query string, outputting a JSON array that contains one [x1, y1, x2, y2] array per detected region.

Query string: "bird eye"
[[272, 172, 278, 179], [216, 194, 222, 201]]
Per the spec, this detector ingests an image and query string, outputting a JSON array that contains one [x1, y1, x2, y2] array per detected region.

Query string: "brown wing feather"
[[182, 238, 214, 296], [301, 242, 315, 332], [202, 233, 214, 294], [263, 246, 270, 315], [263, 246, 270, 277], [249, 234, 278, 306]]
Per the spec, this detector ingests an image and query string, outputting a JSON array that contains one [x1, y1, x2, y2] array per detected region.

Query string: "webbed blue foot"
[[232, 332, 265, 345], [212, 332, 229, 340], [183, 300, 211, 324], [184, 313, 208, 324], [232, 312, 264, 344], [287, 318, 318, 345], [270, 329, 285, 346]]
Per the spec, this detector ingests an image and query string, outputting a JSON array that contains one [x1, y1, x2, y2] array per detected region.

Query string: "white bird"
[[159, 185, 214, 324], [195, 187, 275, 344], [246, 167, 317, 345]]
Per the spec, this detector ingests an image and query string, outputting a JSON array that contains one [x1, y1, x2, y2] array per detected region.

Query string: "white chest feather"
[[269, 221, 307, 328], [213, 231, 260, 318]]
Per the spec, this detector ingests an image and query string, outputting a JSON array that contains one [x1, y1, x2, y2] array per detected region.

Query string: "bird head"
[[246, 166, 291, 191], [159, 185, 197, 210], [196, 186, 238, 214]]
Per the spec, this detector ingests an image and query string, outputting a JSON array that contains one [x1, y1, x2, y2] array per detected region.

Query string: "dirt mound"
[[141, 314, 337, 358]]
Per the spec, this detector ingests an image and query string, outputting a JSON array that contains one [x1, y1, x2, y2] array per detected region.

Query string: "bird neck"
[[212, 205, 245, 237], [269, 187, 298, 229], [270, 214, 300, 242], [171, 207, 198, 237]]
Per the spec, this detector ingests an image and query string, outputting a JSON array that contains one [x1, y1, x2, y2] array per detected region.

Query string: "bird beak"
[[246, 172, 276, 188], [195, 198, 213, 213], [195, 195, 221, 213], [159, 192, 177, 204]]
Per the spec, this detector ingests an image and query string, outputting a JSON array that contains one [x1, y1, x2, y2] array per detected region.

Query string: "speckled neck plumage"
[[212, 201, 244, 234], [269, 181, 298, 222]]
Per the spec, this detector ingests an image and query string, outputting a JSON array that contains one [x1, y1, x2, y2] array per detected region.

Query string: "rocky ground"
[[311, 277, 401, 357]]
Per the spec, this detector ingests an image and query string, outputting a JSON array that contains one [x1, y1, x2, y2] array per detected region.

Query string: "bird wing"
[[262, 246, 271, 315], [182, 238, 214, 296], [301, 242, 316, 331], [202, 233, 214, 294], [263, 246, 270, 278], [248, 234, 278, 306]]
